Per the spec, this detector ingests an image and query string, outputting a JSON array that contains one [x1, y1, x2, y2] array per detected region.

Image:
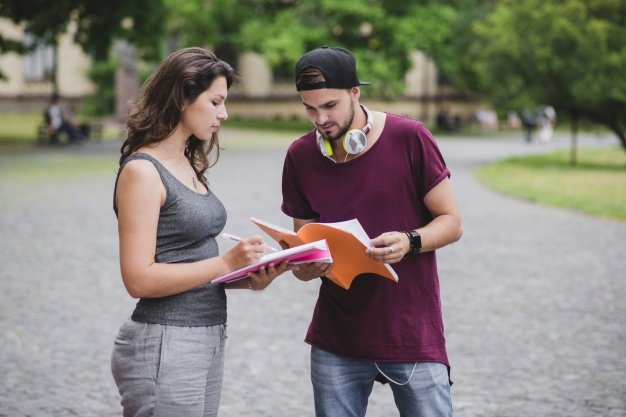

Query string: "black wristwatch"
[[404, 230, 422, 256]]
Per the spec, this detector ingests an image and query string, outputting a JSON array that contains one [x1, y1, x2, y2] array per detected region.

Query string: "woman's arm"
[[116, 159, 264, 298]]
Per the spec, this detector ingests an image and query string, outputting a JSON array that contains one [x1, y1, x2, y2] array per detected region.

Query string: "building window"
[[23, 33, 55, 82]]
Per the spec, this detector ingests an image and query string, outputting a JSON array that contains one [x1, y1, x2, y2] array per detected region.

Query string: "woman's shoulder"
[[122, 147, 163, 169], [121, 147, 160, 163], [119, 153, 163, 187]]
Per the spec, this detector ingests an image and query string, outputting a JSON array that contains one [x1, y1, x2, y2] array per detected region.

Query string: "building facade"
[[0, 18, 94, 111]]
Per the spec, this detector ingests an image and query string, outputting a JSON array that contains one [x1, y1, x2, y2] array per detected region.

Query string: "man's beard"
[[321, 105, 355, 142]]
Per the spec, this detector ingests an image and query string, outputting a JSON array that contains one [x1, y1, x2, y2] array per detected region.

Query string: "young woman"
[[111, 47, 292, 417]]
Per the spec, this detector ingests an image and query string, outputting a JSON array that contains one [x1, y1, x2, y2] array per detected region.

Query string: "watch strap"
[[404, 230, 422, 256]]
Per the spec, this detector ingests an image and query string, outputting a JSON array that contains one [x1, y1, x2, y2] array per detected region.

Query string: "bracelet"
[[247, 276, 256, 291], [402, 231, 416, 259], [247, 276, 265, 292]]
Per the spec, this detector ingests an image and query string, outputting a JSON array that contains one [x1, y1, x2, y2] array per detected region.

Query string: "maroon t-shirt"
[[282, 113, 451, 364]]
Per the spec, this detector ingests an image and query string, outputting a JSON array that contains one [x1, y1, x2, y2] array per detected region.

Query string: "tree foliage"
[[4, 0, 623, 148], [455, 0, 626, 149], [0, 0, 165, 60], [165, 0, 458, 97]]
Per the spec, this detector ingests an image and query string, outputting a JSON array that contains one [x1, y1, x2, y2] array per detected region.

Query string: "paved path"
[[0, 131, 624, 416]]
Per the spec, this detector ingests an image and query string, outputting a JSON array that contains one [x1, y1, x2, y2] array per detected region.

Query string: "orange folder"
[[250, 217, 399, 290]]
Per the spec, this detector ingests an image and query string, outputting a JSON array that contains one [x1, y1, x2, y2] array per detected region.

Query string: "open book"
[[211, 239, 331, 285], [251, 217, 399, 290]]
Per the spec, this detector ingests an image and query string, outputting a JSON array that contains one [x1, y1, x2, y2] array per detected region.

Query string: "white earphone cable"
[[374, 362, 418, 386]]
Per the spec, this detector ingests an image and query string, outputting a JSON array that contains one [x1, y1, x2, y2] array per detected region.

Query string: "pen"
[[221, 233, 279, 252]]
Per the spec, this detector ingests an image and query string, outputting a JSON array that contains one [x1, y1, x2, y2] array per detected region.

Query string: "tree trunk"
[[610, 127, 626, 152], [603, 119, 626, 152], [571, 107, 626, 153], [114, 41, 140, 124], [52, 43, 59, 94]]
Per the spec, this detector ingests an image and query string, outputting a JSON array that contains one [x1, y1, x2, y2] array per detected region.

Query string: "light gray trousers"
[[111, 319, 227, 417]]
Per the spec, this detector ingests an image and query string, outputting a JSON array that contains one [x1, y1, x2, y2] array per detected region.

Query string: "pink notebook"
[[211, 239, 331, 284]]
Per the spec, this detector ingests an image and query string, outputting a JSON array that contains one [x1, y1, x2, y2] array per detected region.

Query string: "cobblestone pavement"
[[1, 131, 624, 417]]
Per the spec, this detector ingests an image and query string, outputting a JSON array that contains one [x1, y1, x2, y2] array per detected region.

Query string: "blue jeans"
[[311, 346, 452, 417]]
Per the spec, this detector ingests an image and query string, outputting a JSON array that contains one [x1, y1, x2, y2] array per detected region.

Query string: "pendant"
[[192, 177, 197, 190]]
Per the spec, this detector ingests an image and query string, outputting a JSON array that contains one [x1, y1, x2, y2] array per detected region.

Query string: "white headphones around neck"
[[316, 105, 373, 159]]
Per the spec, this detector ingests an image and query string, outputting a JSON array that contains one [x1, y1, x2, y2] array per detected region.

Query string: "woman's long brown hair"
[[119, 47, 236, 188]]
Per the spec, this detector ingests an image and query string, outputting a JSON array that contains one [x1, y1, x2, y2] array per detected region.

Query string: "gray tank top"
[[114, 152, 228, 326]]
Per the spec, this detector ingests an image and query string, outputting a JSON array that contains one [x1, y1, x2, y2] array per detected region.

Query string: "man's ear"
[[351, 87, 360, 101]]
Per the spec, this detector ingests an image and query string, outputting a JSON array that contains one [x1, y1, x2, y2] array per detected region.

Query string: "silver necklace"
[[161, 144, 198, 190]]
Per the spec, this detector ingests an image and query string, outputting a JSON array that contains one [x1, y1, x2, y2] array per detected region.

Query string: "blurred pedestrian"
[[520, 108, 537, 143], [507, 110, 521, 129], [475, 107, 498, 131], [45, 92, 83, 144], [537, 105, 556, 143]]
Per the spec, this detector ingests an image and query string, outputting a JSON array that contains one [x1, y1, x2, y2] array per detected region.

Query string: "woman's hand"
[[292, 262, 333, 282], [277, 238, 332, 282], [247, 260, 296, 291], [222, 234, 269, 270]]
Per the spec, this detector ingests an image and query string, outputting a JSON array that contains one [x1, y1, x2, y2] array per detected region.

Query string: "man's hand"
[[366, 231, 411, 264]]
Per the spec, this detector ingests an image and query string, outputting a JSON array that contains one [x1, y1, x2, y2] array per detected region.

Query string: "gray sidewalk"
[[1, 131, 624, 416]]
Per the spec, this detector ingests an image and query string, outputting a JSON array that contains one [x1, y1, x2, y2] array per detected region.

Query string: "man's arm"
[[367, 177, 462, 263], [417, 177, 463, 252]]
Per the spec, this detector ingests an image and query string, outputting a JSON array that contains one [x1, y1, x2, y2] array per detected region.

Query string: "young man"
[[281, 46, 463, 417]]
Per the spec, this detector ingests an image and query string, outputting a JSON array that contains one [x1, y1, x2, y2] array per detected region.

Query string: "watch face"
[[410, 231, 421, 252]]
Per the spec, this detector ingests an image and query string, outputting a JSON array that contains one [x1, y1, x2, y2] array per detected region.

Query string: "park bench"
[[37, 110, 103, 144]]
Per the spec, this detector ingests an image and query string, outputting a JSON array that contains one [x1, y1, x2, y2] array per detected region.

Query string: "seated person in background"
[[45, 93, 83, 144]]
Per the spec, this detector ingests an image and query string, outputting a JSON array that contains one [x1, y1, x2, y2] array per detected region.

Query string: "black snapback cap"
[[295, 46, 371, 91]]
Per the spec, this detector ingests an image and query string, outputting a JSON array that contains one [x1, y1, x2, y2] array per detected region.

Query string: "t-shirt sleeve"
[[414, 123, 450, 198], [281, 149, 318, 220]]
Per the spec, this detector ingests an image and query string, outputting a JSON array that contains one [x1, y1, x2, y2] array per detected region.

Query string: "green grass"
[[0, 112, 121, 143], [0, 151, 118, 184], [0, 112, 41, 142], [475, 147, 626, 222]]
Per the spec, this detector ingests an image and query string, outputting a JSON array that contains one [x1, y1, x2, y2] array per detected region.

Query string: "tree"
[[455, 0, 626, 151], [165, 0, 459, 98], [0, 0, 165, 80]]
